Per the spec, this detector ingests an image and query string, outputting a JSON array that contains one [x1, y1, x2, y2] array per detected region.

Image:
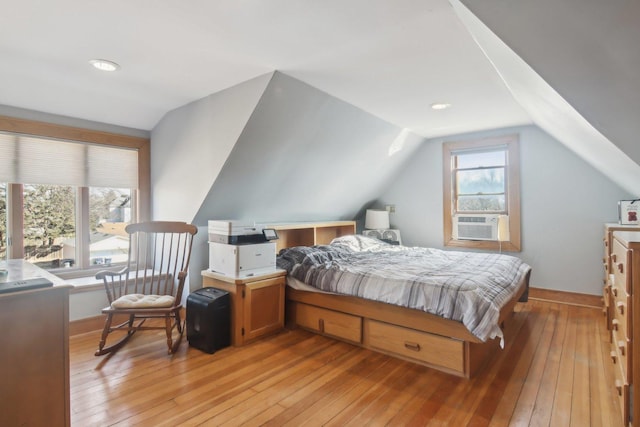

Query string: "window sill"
[[444, 238, 521, 252], [62, 276, 103, 294]]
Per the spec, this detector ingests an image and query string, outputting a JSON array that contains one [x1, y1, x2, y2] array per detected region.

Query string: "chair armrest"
[[96, 267, 129, 280]]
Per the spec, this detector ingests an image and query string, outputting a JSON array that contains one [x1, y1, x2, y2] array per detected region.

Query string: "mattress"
[[277, 234, 531, 342]]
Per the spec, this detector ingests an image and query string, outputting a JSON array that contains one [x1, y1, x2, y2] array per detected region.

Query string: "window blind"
[[0, 132, 138, 188]]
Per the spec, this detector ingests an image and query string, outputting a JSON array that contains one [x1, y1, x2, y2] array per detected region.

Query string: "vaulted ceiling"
[[2, 0, 640, 194]]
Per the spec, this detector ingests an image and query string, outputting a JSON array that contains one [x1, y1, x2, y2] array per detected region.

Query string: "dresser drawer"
[[609, 329, 631, 424], [614, 379, 630, 426], [611, 328, 632, 383], [294, 303, 362, 343], [365, 319, 464, 373], [612, 238, 632, 294], [610, 292, 632, 341]]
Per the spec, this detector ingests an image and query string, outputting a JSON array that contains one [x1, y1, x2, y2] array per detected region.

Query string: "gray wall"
[[150, 72, 274, 223], [152, 71, 423, 292], [150, 72, 274, 295], [192, 72, 423, 224], [377, 125, 632, 295], [152, 72, 629, 296]]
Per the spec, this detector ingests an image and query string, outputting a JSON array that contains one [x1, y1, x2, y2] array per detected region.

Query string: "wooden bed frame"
[[269, 221, 530, 378], [285, 270, 530, 378]]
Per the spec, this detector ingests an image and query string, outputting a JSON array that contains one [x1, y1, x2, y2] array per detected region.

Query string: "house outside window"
[[0, 116, 149, 277], [443, 134, 521, 251]]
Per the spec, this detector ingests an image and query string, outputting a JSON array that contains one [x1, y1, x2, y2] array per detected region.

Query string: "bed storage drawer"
[[365, 319, 464, 373], [294, 303, 362, 343]]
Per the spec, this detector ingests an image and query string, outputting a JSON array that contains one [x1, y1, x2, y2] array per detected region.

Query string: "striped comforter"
[[276, 235, 531, 342]]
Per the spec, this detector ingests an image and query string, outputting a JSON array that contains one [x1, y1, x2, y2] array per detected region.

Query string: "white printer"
[[208, 220, 267, 245], [208, 241, 276, 278], [208, 220, 277, 278]]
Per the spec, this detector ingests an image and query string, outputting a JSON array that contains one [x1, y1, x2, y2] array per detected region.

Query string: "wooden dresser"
[[609, 230, 640, 426]]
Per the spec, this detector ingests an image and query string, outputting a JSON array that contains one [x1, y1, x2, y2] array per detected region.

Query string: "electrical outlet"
[[385, 205, 396, 213]]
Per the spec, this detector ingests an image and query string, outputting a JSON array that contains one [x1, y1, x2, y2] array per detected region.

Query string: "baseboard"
[[69, 315, 108, 336], [69, 308, 188, 337], [528, 287, 602, 308], [69, 291, 600, 337]]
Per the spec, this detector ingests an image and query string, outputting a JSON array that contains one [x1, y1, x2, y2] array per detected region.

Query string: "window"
[[443, 135, 521, 251], [0, 116, 149, 277], [89, 187, 133, 266], [0, 183, 5, 261]]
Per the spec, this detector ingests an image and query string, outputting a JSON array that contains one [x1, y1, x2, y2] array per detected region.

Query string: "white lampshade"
[[365, 209, 390, 229]]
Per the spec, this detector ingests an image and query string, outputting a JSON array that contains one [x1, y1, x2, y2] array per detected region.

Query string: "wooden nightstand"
[[201, 269, 286, 346]]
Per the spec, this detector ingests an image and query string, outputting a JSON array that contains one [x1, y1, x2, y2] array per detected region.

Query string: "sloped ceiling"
[[191, 72, 423, 225], [460, 0, 640, 162], [1, 0, 639, 197], [151, 71, 423, 225], [453, 0, 640, 196]]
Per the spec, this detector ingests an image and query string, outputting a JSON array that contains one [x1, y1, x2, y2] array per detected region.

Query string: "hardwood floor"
[[70, 299, 623, 426]]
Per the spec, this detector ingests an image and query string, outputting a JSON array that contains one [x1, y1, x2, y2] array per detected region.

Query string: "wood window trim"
[[443, 135, 521, 252], [0, 115, 150, 222]]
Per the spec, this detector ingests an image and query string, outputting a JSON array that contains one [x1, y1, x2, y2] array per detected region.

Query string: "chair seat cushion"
[[111, 294, 175, 309]]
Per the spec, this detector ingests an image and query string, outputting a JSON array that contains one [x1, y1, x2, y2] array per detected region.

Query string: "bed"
[[277, 234, 531, 378]]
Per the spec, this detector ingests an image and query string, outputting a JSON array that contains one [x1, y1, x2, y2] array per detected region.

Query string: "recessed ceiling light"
[[431, 102, 452, 110], [89, 59, 121, 72]]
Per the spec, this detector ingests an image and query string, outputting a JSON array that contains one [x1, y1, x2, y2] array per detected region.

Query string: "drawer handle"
[[615, 379, 623, 396], [617, 301, 625, 315], [404, 341, 421, 352], [612, 287, 618, 297], [318, 318, 325, 333], [612, 254, 617, 262], [611, 351, 617, 364], [618, 341, 626, 356], [617, 263, 624, 274], [612, 319, 620, 331]]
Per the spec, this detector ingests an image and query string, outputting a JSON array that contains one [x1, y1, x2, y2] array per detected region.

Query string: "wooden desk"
[[0, 260, 72, 427]]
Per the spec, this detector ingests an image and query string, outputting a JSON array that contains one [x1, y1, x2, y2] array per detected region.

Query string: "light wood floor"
[[70, 298, 624, 426]]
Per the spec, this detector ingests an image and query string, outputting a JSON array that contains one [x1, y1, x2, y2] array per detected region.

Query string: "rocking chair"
[[95, 221, 197, 356]]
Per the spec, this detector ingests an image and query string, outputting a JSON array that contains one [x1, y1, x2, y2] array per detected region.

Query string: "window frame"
[[0, 115, 150, 277], [442, 134, 521, 252]]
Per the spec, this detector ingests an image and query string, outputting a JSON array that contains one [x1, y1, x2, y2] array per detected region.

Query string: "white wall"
[[69, 289, 109, 321], [378, 125, 632, 295]]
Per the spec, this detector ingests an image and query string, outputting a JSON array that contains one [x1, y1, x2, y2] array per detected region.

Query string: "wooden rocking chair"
[[95, 221, 198, 356]]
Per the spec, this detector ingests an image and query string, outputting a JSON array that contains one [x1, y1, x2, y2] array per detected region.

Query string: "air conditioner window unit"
[[453, 214, 502, 241]]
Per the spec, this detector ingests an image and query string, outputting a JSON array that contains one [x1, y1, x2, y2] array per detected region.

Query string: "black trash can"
[[186, 287, 231, 354]]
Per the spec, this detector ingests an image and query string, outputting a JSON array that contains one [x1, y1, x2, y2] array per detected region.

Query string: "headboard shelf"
[[266, 221, 356, 252]]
